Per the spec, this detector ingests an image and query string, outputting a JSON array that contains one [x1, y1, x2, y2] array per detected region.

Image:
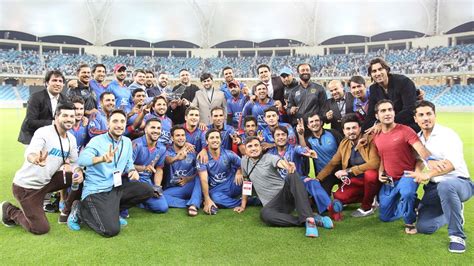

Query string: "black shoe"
[[58, 212, 68, 224], [1, 201, 16, 227]]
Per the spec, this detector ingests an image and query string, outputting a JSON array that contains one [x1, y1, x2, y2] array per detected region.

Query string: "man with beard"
[[364, 58, 419, 131], [192, 73, 227, 125], [67, 64, 99, 116], [128, 69, 146, 93], [279, 67, 299, 123], [267, 126, 331, 217], [348, 76, 370, 123], [107, 64, 131, 110], [124, 88, 147, 138], [406, 101, 473, 253], [220, 66, 249, 100], [317, 114, 381, 218], [132, 118, 168, 213], [198, 129, 243, 215], [241, 82, 275, 130], [167, 69, 200, 125], [143, 70, 159, 97], [299, 112, 343, 196], [89, 64, 107, 103], [18, 70, 68, 145], [322, 80, 354, 134], [67, 109, 154, 237], [235, 116, 258, 155], [88, 92, 115, 138], [287, 63, 327, 126], [163, 126, 202, 216], [235, 137, 332, 238], [226, 79, 249, 129], [201, 107, 235, 150], [144, 95, 173, 145], [373, 99, 434, 235], [2, 103, 83, 235]]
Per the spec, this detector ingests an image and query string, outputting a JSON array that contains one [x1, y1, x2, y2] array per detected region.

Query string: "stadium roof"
[[0, 0, 472, 47]]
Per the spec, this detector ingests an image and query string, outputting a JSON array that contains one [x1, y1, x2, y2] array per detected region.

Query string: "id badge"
[[242, 181, 253, 196], [113, 170, 122, 187]]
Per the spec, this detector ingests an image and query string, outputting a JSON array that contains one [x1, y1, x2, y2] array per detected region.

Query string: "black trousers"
[[260, 173, 313, 227], [319, 173, 341, 196], [80, 182, 154, 237]]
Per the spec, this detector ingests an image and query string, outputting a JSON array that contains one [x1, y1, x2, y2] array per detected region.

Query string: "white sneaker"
[[351, 208, 375, 217]]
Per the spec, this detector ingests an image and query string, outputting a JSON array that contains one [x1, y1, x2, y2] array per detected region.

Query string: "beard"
[[299, 73, 311, 82]]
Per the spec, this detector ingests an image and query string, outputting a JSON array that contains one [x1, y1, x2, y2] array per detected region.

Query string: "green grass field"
[[0, 109, 473, 264]]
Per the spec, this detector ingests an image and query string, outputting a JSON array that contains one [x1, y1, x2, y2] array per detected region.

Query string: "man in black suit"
[[18, 70, 67, 145], [322, 80, 354, 134], [253, 64, 285, 113]]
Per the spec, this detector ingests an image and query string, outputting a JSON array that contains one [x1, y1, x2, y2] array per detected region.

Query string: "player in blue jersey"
[[268, 126, 331, 215], [240, 82, 276, 130], [124, 88, 147, 139], [88, 92, 115, 138], [226, 79, 249, 128], [69, 96, 89, 150], [198, 129, 244, 215], [261, 106, 296, 147], [235, 116, 259, 155], [220, 66, 249, 100], [89, 64, 107, 105], [202, 107, 235, 150], [107, 64, 131, 110], [144, 95, 173, 145], [163, 125, 202, 216], [300, 112, 343, 196], [181, 106, 206, 153], [132, 118, 168, 213]]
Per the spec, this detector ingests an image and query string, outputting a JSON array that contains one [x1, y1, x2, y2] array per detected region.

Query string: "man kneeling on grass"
[[405, 101, 473, 253], [234, 137, 333, 238], [1, 103, 83, 234], [67, 109, 154, 237]]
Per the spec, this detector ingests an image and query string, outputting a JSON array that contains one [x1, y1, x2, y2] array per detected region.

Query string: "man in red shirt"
[[373, 99, 431, 234]]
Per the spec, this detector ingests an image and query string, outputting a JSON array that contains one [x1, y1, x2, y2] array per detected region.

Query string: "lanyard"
[[336, 99, 346, 114], [54, 124, 70, 165], [108, 133, 124, 169], [245, 156, 262, 180]]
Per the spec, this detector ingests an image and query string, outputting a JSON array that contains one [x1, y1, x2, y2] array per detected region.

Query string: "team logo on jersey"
[[173, 170, 189, 178], [310, 89, 316, 93], [185, 156, 193, 164]]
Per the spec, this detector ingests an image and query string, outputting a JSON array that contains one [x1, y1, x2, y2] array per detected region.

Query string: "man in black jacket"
[[322, 80, 354, 134], [363, 58, 419, 132], [166, 69, 200, 125], [18, 70, 68, 145]]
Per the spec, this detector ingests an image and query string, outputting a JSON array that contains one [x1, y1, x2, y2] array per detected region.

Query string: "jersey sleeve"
[[155, 147, 166, 168]]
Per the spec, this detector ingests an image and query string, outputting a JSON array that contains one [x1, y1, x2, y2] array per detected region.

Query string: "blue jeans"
[[379, 176, 418, 224], [416, 177, 473, 239]]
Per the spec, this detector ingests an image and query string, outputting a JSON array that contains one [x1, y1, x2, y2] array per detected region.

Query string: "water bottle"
[[71, 173, 80, 191]]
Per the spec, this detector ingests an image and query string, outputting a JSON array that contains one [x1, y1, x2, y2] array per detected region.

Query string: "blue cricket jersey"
[[241, 98, 275, 130], [197, 148, 241, 188], [107, 80, 131, 109], [307, 130, 339, 173], [227, 93, 248, 128], [88, 110, 108, 138], [183, 124, 206, 152], [144, 112, 173, 145], [69, 123, 89, 150], [132, 135, 166, 182], [268, 144, 308, 178], [165, 147, 198, 186], [262, 122, 297, 145], [202, 124, 236, 150]]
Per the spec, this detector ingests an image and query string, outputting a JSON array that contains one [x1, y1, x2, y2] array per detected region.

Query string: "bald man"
[[322, 80, 354, 134]]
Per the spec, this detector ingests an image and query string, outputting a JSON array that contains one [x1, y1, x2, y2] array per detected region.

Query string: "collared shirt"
[[263, 80, 274, 98], [418, 124, 470, 182], [47, 90, 59, 116], [336, 98, 346, 117]]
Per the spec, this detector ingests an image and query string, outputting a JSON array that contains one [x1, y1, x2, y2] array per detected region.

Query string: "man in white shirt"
[[405, 100, 473, 253], [2, 103, 84, 234]]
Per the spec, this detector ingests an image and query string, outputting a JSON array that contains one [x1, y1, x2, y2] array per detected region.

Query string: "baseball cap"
[[113, 64, 127, 72], [228, 80, 240, 88], [279, 67, 293, 76]]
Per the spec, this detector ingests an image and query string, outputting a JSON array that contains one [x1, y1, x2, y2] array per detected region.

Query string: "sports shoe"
[[59, 201, 65, 213], [119, 217, 128, 227], [58, 212, 68, 224], [448, 235, 466, 253], [328, 200, 343, 221], [314, 215, 334, 229], [1, 201, 16, 227], [305, 218, 319, 238], [210, 206, 218, 215], [120, 209, 130, 219], [67, 200, 81, 231], [351, 208, 375, 218]]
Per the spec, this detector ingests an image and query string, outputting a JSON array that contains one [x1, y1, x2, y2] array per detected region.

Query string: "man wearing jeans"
[[67, 109, 154, 237], [406, 101, 473, 253], [1, 103, 83, 234]]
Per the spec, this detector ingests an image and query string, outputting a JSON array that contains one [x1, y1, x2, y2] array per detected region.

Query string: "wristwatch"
[[346, 168, 353, 177]]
